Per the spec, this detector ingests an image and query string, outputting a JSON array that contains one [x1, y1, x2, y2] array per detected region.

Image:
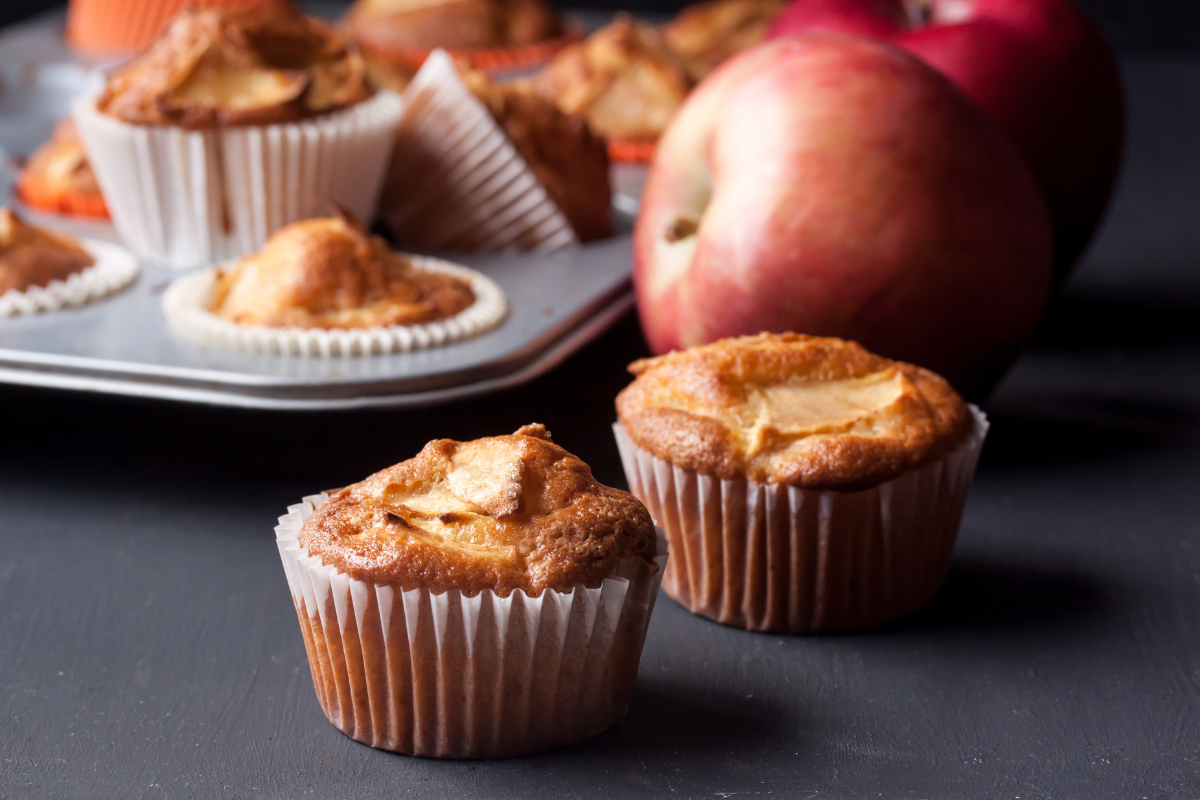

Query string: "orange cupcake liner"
[[357, 28, 580, 75], [607, 138, 657, 164], [65, 0, 291, 56], [16, 174, 109, 219]]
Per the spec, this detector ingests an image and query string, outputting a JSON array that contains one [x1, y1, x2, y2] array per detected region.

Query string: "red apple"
[[768, 0, 1124, 281], [634, 35, 1053, 399]]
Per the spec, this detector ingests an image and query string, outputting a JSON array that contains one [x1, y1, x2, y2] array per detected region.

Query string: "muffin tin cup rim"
[[158, 252, 509, 357], [0, 237, 139, 317]]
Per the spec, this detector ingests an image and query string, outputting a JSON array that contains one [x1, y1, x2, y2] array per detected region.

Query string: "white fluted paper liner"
[[614, 405, 988, 633], [0, 238, 138, 316], [275, 494, 668, 757], [160, 254, 507, 356], [72, 90, 405, 270], [380, 50, 578, 254]]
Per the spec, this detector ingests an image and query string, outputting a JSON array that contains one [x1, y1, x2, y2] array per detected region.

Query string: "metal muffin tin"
[[0, 12, 645, 410]]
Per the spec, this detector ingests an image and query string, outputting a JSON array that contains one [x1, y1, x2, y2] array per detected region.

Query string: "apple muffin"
[[534, 15, 692, 160], [75, 6, 403, 268], [0, 207, 95, 296], [465, 70, 612, 243], [613, 332, 987, 633], [344, 0, 568, 73], [208, 215, 475, 329], [378, 57, 611, 251], [161, 213, 506, 354], [276, 424, 668, 757], [16, 119, 108, 219], [663, 0, 785, 81]]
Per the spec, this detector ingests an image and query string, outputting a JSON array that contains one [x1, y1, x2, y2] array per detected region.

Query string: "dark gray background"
[[4, 3, 1200, 800]]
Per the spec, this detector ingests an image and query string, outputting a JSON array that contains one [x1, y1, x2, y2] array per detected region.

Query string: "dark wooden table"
[[3, 56, 1200, 799]]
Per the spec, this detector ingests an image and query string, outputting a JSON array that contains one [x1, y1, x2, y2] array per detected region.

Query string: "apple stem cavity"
[[664, 215, 700, 243], [903, 0, 935, 28]]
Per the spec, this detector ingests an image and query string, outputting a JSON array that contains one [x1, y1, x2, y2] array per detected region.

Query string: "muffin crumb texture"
[[616, 332, 972, 490], [299, 424, 658, 594]]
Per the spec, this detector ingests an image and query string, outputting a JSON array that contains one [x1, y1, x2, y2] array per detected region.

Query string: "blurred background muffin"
[[662, 0, 784, 80], [16, 118, 108, 219], [73, 5, 404, 268], [65, 0, 293, 56], [344, 0, 575, 74], [534, 15, 691, 162]]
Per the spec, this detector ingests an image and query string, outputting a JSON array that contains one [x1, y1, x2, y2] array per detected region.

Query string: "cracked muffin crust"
[[208, 215, 474, 329], [615, 333, 972, 491], [96, 6, 373, 127], [298, 424, 659, 595]]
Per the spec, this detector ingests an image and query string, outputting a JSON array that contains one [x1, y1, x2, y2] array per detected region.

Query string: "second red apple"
[[634, 35, 1054, 398], [768, 0, 1124, 279]]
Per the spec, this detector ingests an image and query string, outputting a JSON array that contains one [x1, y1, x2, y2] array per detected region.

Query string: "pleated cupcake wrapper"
[[275, 494, 668, 757], [613, 405, 988, 633], [0, 238, 138, 316], [72, 90, 406, 270], [380, 50, 578, 254], [160, 254, 507, 357]]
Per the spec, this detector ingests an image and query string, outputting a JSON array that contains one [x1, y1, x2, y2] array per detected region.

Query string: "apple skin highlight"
[[768, 0, 1125, 280], [633, 36, 1054, 400]]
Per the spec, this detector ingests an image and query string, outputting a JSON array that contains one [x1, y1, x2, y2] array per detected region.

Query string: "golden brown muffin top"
[[19, 119, 102, 199], [97, 7, 373, 128], [208, 215, 474, 329], [534, 16, 691, 141], [346, 0, 562, 52], [299, 424, 658, 595], [616, 333, 972, 491], [0, 207, 95, 295], [663, 0, 785, 81], [462, 71, 612, 243]]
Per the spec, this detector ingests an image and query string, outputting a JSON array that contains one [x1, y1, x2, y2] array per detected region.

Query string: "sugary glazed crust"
[[97, 7, 373, 128], [299, 424, 658, 595], [615, 333, 972, 491]]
